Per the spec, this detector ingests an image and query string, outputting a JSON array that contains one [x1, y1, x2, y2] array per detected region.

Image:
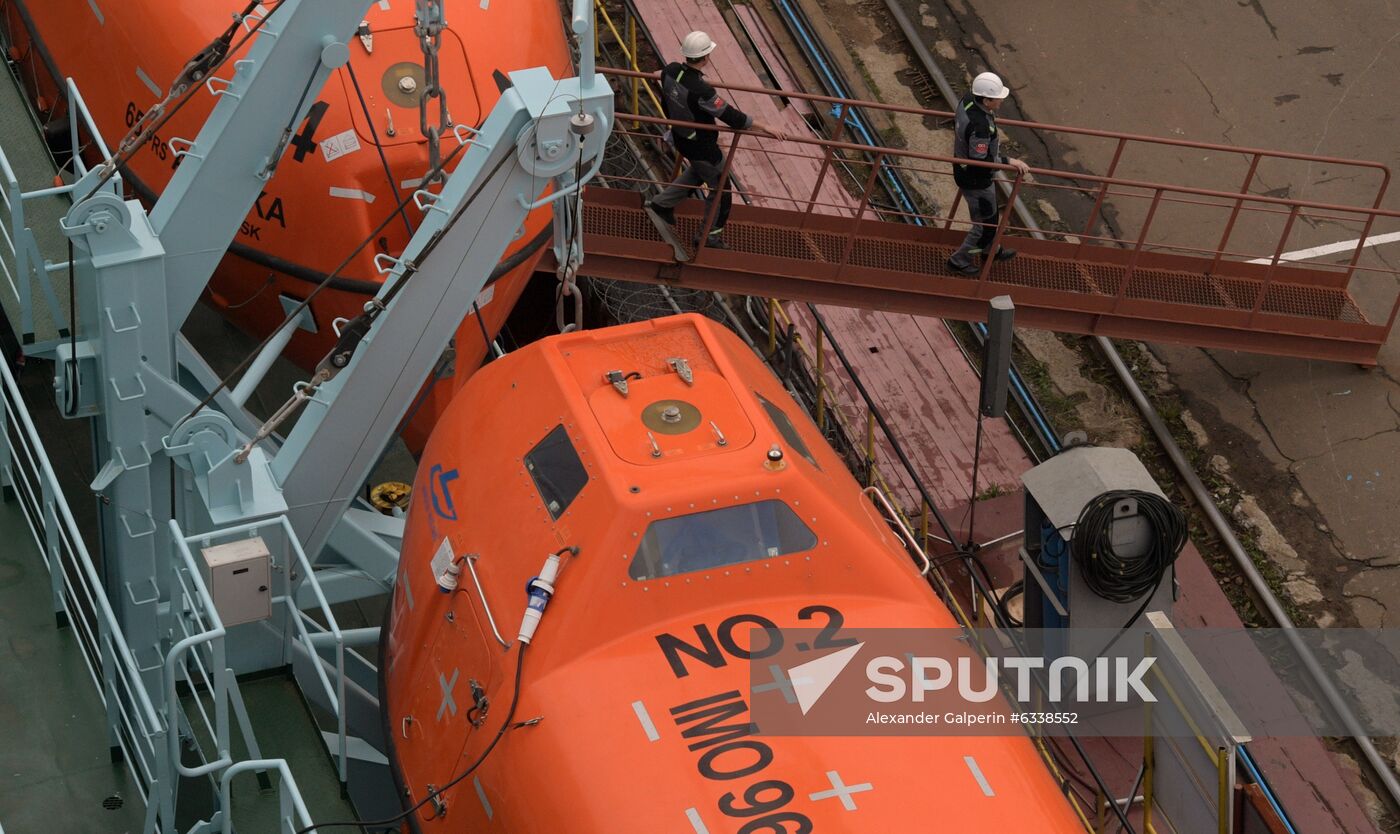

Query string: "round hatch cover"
[[641, 399, 702, 434], [382, 62, 427, 108]]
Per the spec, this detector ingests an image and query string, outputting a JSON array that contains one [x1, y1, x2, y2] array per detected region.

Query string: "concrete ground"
[[917, 0, 1400, 632]]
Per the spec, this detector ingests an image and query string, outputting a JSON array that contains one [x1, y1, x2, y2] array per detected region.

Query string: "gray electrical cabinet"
[[1020, 445, 1175, 660], [199, 537, 273, 628]]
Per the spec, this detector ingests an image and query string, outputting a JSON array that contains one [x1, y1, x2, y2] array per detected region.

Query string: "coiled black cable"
[[1072, 489, 1186, 604], [1071, 489, 1187, 654]]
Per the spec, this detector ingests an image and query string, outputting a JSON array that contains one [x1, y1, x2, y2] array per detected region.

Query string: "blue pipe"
[[1236, 744, 1299, 834], [770, 0, 918, 216]]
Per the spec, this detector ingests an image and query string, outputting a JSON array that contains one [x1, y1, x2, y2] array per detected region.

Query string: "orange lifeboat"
[[383, 314, 1085, 831], [1, 0, 570, 450]]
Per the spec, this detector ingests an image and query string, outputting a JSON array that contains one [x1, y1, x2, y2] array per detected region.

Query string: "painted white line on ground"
[[632, 699, 660, 742], [87, 0, 104, 24], [964, 755, 995, 796], [1247, 230, 1400, 264]]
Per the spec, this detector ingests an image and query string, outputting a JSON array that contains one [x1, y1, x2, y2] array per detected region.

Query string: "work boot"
[[644, 201, 676, 226], [992, 246, 1017, 262], [946, 257, 980, 276], [695, 229, 727, 249]]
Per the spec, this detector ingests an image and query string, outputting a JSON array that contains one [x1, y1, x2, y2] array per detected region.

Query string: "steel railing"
[[594, 68, 1400, 334], [0, 327, 166, 831], [170, 516, 349, 790], [0, 74, 121, 354]]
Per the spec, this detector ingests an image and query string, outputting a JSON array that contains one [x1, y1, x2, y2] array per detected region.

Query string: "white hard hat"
[[681, 30, 718, 60], [971, 71, 1010, 99]]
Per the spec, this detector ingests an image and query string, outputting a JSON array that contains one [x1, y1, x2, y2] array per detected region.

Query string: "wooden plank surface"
[[627, 0, 1029, 512]]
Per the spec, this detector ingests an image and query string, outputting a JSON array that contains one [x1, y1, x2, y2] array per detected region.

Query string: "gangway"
[[564, 68, 1400, 365]]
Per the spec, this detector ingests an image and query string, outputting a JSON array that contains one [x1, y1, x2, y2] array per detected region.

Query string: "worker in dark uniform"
[[947, 71, 1031, 275], [646, 30, 786, 249]]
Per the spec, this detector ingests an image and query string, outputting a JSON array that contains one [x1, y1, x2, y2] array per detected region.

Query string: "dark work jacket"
[[953, 92, 1007, 189], [660, 61, 752, 163]]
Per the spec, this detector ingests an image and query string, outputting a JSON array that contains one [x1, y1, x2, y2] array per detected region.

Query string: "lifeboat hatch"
[[588, 371, 754, 464], [338, 26, 482, 149]]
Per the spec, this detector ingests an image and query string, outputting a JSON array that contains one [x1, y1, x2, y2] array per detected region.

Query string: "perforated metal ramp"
[[565, 188, 1391, 365]]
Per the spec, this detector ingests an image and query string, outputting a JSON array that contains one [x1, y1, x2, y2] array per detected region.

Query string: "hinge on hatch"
[[666, 357, 693, 385], [605, 369, 629, 397]]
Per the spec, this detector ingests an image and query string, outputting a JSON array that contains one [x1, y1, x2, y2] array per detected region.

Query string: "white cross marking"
[[437, 669, 459, 720], [751, 663, 814, 704], [964, 755, 995, 796], [808, 770, 873, 811]]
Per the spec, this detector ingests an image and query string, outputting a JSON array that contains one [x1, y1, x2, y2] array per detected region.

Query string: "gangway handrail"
[[597, 66, 1391, 203], [612, 110, 1400, 223]]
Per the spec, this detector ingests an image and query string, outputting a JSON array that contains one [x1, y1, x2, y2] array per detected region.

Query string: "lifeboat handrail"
[[465, 553, 512, 649], [862, 485, 931, 575]]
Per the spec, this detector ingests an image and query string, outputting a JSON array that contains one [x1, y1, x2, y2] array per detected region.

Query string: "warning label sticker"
[[321, 129, 362, 163]]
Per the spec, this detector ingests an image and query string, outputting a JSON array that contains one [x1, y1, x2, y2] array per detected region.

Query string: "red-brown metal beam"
[[539, 189, 1389, 366]]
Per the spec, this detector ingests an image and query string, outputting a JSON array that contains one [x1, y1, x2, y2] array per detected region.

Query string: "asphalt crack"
[[1180, 60, 1236, 142]]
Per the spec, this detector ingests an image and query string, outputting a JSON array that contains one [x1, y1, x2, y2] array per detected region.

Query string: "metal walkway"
[[570, 69, 1400, 366]]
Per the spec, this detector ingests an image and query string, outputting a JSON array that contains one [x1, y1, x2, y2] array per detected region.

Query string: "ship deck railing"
[[0, 74, 121, 356]]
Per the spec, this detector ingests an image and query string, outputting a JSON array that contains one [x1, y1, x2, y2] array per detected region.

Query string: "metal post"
[[1209, 152, 1261, 274], [1249, 204, 1301, 321], [815, 325, 826, 429], [1143, 634, 1156, 832], [1217, 747, 1230, 834], [1342, 195, 1386, 284], [864, 411, 875, 486], [40, 479, 63, 621], [1074, 136, 1127, 260], [943, 190, 962, 230], [696, 130, 742, 255], [627, 14, 638, 125], [766, 299, 779, 357], [802, 116, 850, 225], [1113, 188, 1165, 311], [974, 170, 1026, 290], [836, 153, 886, 273]]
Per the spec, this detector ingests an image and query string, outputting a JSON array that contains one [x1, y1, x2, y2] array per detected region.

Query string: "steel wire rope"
[[170, 137, 471, 432], [72, 0, 291, 207]]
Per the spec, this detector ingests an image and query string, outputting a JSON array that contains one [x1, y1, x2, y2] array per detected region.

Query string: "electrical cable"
[[294, 642, 530, 833], [73, 0, 290, 207], [1071, 489, 1187, 656], [345, 60, 416, 239]]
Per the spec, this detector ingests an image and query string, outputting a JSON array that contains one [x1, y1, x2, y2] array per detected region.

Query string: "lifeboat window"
[[525, 424, 589, 520], [755, 393, 819, 469], [628, 500, 818, 580]]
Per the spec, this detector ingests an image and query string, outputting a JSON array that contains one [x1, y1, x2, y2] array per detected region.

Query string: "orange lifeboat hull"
[[1, 0, 569, 451], [383, 314, 1085, 831]]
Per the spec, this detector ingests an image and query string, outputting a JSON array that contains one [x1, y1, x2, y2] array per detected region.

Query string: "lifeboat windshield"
[[627, 500, 817, 580]]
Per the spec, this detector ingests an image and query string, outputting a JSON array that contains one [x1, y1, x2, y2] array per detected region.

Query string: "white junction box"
[[199, 537, 273, 627]]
